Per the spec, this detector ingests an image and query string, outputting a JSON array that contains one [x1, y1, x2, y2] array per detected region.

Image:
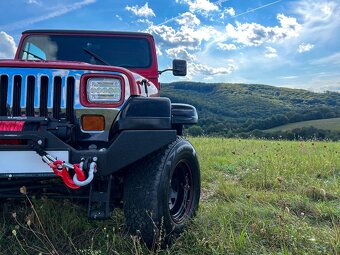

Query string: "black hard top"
[[22, 29, 152, 37]]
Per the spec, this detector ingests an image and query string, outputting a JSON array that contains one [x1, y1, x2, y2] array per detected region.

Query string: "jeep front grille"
[[0, 73, 75, 122]]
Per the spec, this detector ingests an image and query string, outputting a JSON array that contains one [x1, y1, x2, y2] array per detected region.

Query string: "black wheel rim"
[[168, 160, 193, 223]]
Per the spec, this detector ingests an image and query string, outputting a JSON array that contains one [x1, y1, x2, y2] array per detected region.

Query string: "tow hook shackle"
[[49, 159, 86, 189], [73, 161, 96, 187], [35, 144, 97, 189]]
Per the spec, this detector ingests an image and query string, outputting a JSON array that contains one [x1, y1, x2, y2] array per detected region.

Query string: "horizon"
[[0, 0, 339, 93], [163, 80, 340, 94]]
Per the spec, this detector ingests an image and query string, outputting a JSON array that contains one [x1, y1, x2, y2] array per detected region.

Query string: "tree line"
[[161, 82, 340, 140]]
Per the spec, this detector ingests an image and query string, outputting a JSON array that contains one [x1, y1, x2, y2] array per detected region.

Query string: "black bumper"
[[0, 130, 177, 176]]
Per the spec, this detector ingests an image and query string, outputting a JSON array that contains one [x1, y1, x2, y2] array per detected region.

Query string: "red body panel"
[[0, 59, 139, 96]]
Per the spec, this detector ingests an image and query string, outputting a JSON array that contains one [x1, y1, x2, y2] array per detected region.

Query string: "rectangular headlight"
[[87, 78, 122, 103]]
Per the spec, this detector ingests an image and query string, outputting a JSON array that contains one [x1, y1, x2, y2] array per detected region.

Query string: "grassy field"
[[0, 138, 339, 254], [266, 117, 340, 132]]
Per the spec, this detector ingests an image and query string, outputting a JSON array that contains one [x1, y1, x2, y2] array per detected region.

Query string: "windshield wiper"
[[22, 49, 44, 60], [83, 48, 111, 66]]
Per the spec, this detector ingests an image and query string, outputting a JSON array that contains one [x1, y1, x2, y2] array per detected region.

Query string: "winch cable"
[[28, 141, 96, 189]]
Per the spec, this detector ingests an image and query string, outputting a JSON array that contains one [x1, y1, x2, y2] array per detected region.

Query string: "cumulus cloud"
[[226, 14, 301, 46], [125, 2, 155, 18], [217, 43, 237, 50], [177, 0, 219, 14], [146, 4, 240, 78], [264, 46, 278, 58], [176, 12, 200, 27], [189, 62, 237, 75], [146, 23, 219, 50], [166, 46, 197, 61], [298, 43, 314, 53], [147, 24, 200, 48], [0, 31, 17, 59], [220, 7, 235, 19]]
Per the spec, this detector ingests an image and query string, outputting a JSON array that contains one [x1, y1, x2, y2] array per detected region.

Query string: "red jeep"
[[0, 30, 200, 245]]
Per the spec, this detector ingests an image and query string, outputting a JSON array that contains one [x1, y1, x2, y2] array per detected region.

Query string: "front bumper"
[[0, 129, 176, 177]]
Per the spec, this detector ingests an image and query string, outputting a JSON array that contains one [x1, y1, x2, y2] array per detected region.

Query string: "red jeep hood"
[[0, 59, 132, 73], [0, 59, 145, 95]]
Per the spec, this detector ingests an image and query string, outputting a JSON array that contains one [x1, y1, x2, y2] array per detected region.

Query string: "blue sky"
[[0, 0, 339, 92]]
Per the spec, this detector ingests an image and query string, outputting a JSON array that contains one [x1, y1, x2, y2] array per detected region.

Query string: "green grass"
[[266, 117, 340, 132], [0, 138, 339, 254]]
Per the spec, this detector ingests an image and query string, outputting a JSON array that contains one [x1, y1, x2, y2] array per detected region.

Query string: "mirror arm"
[[158, 68, 173, 75]]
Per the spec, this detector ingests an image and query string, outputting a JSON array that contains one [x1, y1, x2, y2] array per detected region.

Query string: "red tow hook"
[[49, 160, 86, 189]]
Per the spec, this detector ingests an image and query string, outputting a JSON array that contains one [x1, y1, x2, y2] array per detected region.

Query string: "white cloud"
[[220, 7, 235, 19], [0, 0, 96, 31], [225, 7, 235, 16], [294, 0, 338, 25], [189, 62, 237, 75], [125, 2, 155, 18], [264, 46, 278, 58], [177, 0, 219, 14], [290, 1, 340, 44], [137, 19, 153, 26], [26, 0, 39, 4], [166, 46, 197, 61], [115, 14, 122, 21], [147, 10, 237, 78], [0, 31, 17, 59], [147, 23, 219, 49], [278, 76, 298, 79], [156, 46, 163, 56], [298, 43, 314, 53], [217, 43, 237, 50], [226, 14, 301, 46], [176, 12, 200, 27], [147, 24, 200, 48]]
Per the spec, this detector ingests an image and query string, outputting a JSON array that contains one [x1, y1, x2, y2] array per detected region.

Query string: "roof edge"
[[22, 29, 152, 37]]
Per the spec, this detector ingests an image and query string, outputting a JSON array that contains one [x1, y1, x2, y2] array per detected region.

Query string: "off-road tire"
[[123, 137, 200, 247]]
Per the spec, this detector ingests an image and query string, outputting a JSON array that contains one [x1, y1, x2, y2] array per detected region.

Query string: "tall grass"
[[0, 138, 339, 254]]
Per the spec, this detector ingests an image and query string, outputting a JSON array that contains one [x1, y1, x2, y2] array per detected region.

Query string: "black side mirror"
[[172, 59, 187, 76]]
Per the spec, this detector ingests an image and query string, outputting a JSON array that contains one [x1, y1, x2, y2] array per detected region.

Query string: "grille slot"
[[0, 75, 8, 116], [26, 76, 35, 116], [0, 73, 76, 120], [12, 75, 22, 116], [66, 77, 75, 123], [53, 76, 62, 119], [40, 76, 49, 117]]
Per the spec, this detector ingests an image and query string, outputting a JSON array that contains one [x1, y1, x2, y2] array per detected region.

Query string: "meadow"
[[267, 117, 340, 132], [0, 137, 339, 255]]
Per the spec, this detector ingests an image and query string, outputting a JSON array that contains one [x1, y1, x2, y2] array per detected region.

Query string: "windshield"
[[19, 34, 152, 68]]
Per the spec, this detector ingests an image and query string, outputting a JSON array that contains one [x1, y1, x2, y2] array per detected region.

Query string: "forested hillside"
[[161, 82, 340, 139]]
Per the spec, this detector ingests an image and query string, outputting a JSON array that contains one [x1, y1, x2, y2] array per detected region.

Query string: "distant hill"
[[266, 117, 340, 132], [161, 82, 340, 137]]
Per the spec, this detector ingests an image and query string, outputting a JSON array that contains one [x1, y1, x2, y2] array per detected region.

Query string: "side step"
[[88, 175, 112, 219]]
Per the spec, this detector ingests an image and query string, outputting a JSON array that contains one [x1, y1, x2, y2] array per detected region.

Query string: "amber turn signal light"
[[81, 115, 105, 131]]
